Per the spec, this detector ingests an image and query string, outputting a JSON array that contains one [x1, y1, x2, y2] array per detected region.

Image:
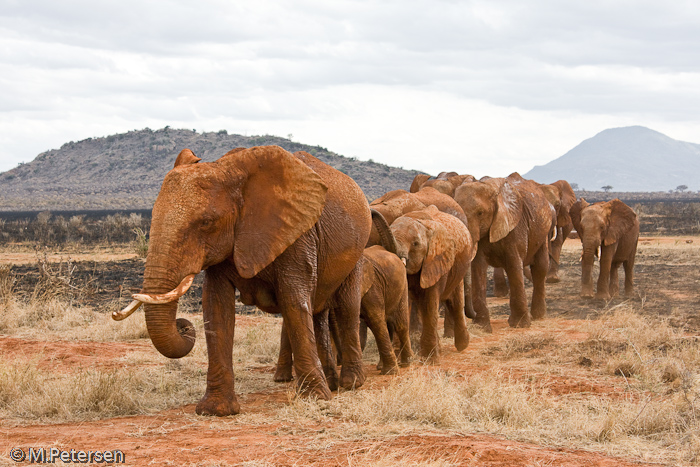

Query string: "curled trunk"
[[580, 244, 597, 295], [142, 264, 196, 359]]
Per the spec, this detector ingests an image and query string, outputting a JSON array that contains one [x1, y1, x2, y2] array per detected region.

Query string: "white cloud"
[[1, 0, 699, 174]]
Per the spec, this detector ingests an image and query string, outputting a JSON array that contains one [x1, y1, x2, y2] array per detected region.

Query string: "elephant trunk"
[[371, 210, 399, 256], [141, 260, 196, 359], [580, 243, 598, 296]]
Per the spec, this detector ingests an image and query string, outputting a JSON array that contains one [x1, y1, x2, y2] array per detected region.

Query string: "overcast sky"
[[1, 1, 699, 177]]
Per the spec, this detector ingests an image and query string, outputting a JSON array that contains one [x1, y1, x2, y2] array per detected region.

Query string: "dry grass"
[[279, 306, 700, 465]]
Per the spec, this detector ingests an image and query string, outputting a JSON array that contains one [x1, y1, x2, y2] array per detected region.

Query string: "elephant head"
[[454, 177, 522, 245], [114, 146, 328, 359], [372, 205, 472, 289], [410, 172, 475, 197], [368, 190, 427, 246], [574, 199, 638, 296]]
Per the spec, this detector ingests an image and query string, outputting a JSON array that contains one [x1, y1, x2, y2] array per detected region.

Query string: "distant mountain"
[[0, 128, 421, 211], [524, 126, 700, 192]]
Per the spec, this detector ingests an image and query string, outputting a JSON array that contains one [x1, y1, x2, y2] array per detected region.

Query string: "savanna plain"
[[1, 223, 700, 466]]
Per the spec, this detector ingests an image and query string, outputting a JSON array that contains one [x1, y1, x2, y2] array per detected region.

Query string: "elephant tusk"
[[401, 257, 407, 266], [132, 274, 196, 305], [112, 299, 143, 321]]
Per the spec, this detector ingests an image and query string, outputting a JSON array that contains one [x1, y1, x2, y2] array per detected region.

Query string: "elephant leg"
[[314, 309, 339, 391], [493, 266, 509, 297], [623, 256, 636, 298], [463, 268, 476, 319], [471, 251, 492, 332], [392, 290, 413, 367], [359, 319, 368, 351], [363, 300, 399, 375], [595, 246, 614, 300], [334, 261, 366, 390], [609, 262, 621, 298], [506, 258, 530, 328], [445, 280, 469, 351], [418, 287, 442, 364], [530, 244, 549, 320], [547, 226, 568, 283], [329, 308, 343, 366], [409, 298, 422, 333], [273, 320, 294, 382], [196, 265, 240, 416], [443, 304, 455, 338], [523, 265, 533, 283]]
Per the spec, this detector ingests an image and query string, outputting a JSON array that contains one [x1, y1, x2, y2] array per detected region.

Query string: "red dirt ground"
[[3, 236, 697, 466]]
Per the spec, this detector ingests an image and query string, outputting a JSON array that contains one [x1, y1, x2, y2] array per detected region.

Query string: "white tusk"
[[112, 299, 143, 321], [401, 257, 407, 266], [132, 274, 196, 305], [551, 227, 558, 242]]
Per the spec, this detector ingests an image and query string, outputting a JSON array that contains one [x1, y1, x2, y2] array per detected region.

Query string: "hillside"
[[524, 126, 700, 192], [0, 128, 421, 211]]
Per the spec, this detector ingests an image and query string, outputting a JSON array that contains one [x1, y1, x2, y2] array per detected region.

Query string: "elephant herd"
[[112, 146, 640, 417]]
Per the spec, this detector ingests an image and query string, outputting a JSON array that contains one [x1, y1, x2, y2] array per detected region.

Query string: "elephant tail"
[[370, 209, 399, 256]]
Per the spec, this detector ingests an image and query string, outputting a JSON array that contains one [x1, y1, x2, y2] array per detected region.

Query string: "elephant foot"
[[379, 363, 399, 375], [443, 328, 455, 339], [472, 318, 493, 333], [580, 290, 594, 299], [508, 314, 531, 328], [399, 357, 412, 368], [196, 393, 241, 417], [325, 369, 339, 392], [545, 275, 560, 284], [493, 289, 509, 298], [454, 328, 470, 352], [420, 350, 440, 366], [595, 292, 611, 300], [531, 303, 546, 320], [297, 378, 333, 400], [624, 289, 635, 299], [340, 363, 365, 390], [273, 364, 294, 382]]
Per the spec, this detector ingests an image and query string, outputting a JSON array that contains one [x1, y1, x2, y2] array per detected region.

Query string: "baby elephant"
[[275, 245, 412, 382], [359, 245, 413, 374]]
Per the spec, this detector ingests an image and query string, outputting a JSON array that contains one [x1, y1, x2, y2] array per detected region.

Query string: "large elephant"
[[372, 206, 476, 364], [113, 146, 371, 416], [570, 198, 639, 300], [275, 244, 412, 378], [454, 173, 555, 332], [410, 172, 476, 197]]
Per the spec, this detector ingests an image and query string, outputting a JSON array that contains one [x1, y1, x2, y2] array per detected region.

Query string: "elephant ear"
[[232, 146, 328, 278], [419, 213, 456, 289], [174, 149, 201, 168], [604, 199, 637, 246], [540, 185, 561, 213], [410, 174, 431, 193], [489, 180, 522, 243], [570, 198, 588, 235], [552, 180, 576, 227]]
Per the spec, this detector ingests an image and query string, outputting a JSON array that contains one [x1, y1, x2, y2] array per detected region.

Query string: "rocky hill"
[[0, 128, 422, 211], [524, 126, 700, 192]]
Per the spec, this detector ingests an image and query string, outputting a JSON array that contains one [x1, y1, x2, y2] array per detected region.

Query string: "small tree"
[[570, 183, 579, 190], [601, 185, 613, 192], [677, 184, 688, 192]]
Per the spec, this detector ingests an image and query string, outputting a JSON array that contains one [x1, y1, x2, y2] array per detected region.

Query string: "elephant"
[[275, 244, 413, 378], [410, 172, 476, 197], [372, 205, 476, 364], [538, 180, 577, 283], [112, 146, 371, 416], [570, 198, 639, 300], [454, 173, 555, 332], [492, 179, 576, 294]]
